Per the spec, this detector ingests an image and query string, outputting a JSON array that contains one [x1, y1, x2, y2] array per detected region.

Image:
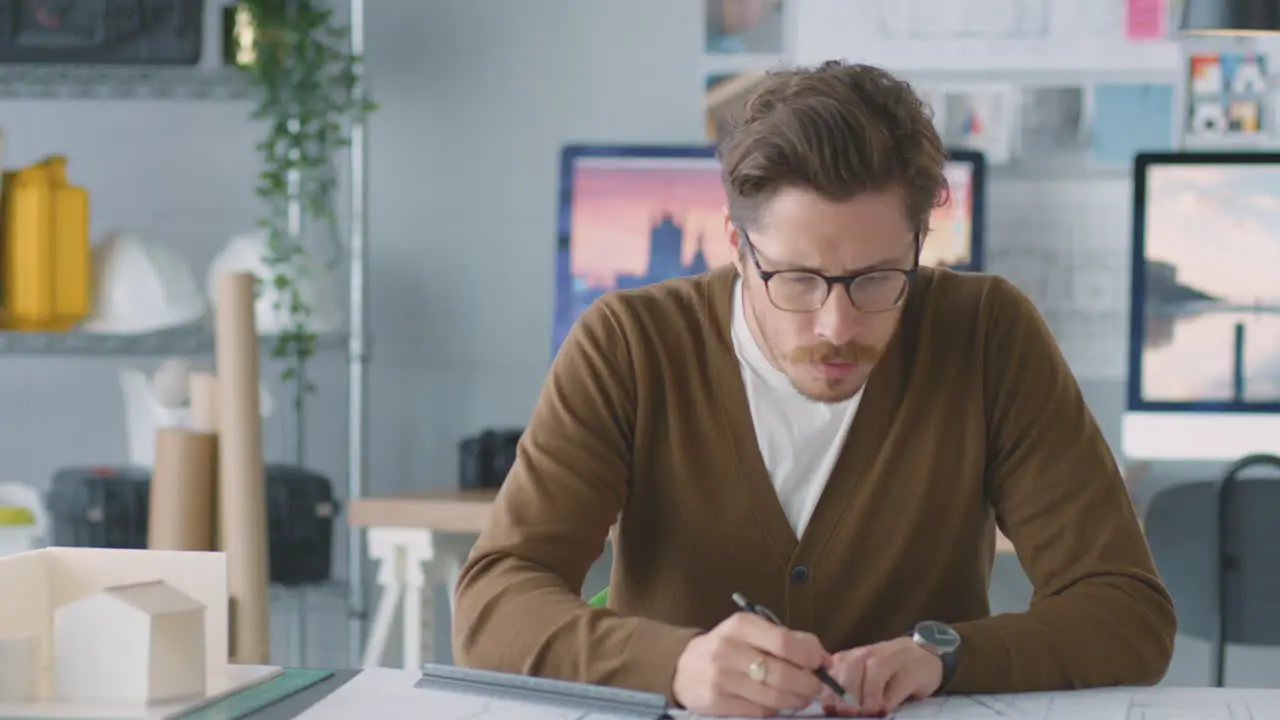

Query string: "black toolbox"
[[46, 464, 339, 587]]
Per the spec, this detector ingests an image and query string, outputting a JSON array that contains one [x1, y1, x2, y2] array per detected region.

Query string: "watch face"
[[918, 621, 961, 653]]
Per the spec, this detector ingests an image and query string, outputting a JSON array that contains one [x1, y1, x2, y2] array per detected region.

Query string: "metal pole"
[[285, 0, 308, 669], [286, 128, 307, 467], [346, 0, 371, 668]]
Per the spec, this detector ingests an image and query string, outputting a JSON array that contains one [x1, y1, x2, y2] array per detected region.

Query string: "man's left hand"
[[820, 637, 943, 717]]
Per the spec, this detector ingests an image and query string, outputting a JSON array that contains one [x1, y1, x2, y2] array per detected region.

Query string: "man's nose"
[[813, 285, 860, 344]]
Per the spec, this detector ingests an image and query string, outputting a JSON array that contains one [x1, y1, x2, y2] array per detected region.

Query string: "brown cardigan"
[[452, 264, 1175, 699]]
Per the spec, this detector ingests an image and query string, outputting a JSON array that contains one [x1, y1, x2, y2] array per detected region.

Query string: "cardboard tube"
[[148, 427, 216, 551], [188, 371, 221, 549], [189, 372, 219, 433], [213, 271, 271, 664]]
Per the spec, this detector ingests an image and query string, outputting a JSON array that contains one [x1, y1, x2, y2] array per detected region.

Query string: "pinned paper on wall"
[[792, 0, 1181, 73], [1186, 52, 1269, 137], [1019, 86, 1086, 156], [1089, 83, 1175, 166], [924, 85, 1019, 165], [1125, 0, 1167, 40], [704, 0, 785, 55]]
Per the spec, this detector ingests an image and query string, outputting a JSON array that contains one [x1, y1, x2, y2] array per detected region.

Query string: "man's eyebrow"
[[755, 245, 911, 275]]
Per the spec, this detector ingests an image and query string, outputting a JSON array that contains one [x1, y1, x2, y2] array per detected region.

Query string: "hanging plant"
[[236, 0, 375, 404]]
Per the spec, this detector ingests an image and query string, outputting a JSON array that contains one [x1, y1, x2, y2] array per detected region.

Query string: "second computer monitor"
[[1123, 151, 1280, 461]]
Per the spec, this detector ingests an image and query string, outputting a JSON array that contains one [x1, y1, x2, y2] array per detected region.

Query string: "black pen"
[[731, 592, 858, 708]]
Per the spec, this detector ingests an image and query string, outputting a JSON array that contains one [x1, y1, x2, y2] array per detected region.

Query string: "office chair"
[[1143, 454, 1280, 687]]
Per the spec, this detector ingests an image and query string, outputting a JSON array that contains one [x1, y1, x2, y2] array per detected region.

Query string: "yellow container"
[[0, 156, 91, 331], [45, 157, 91, 329], [0, 506, 34, 525]]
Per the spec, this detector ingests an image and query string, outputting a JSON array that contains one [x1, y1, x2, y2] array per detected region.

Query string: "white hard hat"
[[80, 231, 208, 334], [206, 230, 343, 336]]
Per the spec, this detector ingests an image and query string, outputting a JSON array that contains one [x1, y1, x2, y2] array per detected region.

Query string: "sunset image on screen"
[[569, 156, 734, 290], [923, 161, 974, 268], [552, 153, 977, 353]]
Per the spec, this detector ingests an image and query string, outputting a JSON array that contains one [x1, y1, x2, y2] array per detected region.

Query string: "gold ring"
[[747, 658, 768, 683]]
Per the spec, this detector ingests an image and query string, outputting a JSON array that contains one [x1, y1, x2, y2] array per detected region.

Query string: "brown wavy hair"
[[716, 60, 949, 236]]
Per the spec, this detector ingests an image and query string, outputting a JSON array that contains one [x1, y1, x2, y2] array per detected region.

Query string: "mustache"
[[789, 341, 882, 365]]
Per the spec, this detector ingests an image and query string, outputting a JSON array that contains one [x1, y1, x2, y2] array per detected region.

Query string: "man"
[[453, 60, 1175, 718]]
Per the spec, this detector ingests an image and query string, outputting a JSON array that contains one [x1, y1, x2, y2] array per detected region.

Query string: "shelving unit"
[[0, 0, 371, 668], [0, 64, 254, 101], [0, 323, 347, 356]]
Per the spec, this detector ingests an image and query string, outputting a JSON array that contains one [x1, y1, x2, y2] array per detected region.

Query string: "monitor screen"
[[553, 144, 986, 356], [1123, 152, 1280, 461]]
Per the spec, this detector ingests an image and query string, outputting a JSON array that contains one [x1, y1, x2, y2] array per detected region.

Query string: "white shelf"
[[0, 64, 253, 101]]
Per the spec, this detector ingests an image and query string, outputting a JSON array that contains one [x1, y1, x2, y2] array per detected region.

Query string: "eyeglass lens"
[[766, 270, 908, 312]]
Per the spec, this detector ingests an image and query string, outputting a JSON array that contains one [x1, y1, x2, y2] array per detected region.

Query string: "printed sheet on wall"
[[790, 0, 1180, 73]]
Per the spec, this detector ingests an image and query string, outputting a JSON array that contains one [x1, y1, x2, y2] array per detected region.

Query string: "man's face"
[[729, 186, 917, 403]]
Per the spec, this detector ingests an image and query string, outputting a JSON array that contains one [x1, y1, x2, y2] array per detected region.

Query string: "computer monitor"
[[1123, 152, 1280, 461], [552, 144, 987, 356]]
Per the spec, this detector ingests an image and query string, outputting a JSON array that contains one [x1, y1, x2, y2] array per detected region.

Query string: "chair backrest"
[[1145, 476, 1280, 645]]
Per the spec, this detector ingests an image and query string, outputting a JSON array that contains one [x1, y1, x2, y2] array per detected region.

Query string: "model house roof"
[[93, 580, 205, 616]]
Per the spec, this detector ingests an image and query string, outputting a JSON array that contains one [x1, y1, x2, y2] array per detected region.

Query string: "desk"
[[348, 490, 1019, 669], [257, 668, 1280, 719], [348, 491, 497, 669]]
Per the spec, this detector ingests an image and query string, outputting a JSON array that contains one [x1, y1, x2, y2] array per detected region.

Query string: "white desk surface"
[[296, 667, 1280, 719]]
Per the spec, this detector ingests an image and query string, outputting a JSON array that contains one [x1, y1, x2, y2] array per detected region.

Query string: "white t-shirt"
[[730, 278, 863, 538]]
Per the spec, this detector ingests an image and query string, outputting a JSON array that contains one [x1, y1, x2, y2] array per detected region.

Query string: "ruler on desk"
[[417, 663, 672, 719]]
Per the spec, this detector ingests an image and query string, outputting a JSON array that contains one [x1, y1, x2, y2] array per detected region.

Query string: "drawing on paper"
[[1126, 693, 1259, 720], [884, 688, 1273, 719], [888, 693, 1048, 717]]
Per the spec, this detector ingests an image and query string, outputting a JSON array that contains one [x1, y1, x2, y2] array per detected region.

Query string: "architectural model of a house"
[[53, 580, 207, 704]]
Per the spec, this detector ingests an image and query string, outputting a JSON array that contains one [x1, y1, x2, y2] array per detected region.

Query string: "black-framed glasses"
[[741, 231, 919, 314]]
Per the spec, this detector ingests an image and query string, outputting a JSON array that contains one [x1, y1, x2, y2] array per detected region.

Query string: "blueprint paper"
[[681, 686, 1280, 718], [296, 672, 1280, 720], [1090, 83, 1175, 167], [888, 689, 1133, 717]]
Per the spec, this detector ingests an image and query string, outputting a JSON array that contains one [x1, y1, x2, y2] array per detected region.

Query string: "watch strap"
[[938, 646, 959, 691]]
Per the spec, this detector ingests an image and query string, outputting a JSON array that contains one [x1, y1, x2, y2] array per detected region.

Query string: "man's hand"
[[671, 611, 832, 718], [820, 637, 943, 717]]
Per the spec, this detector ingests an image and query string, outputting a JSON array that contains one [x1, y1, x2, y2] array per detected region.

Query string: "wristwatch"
[[911, 621, 961, 690]]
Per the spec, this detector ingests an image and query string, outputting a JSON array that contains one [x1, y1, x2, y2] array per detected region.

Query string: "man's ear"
[[724, 210, 745, 275]]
